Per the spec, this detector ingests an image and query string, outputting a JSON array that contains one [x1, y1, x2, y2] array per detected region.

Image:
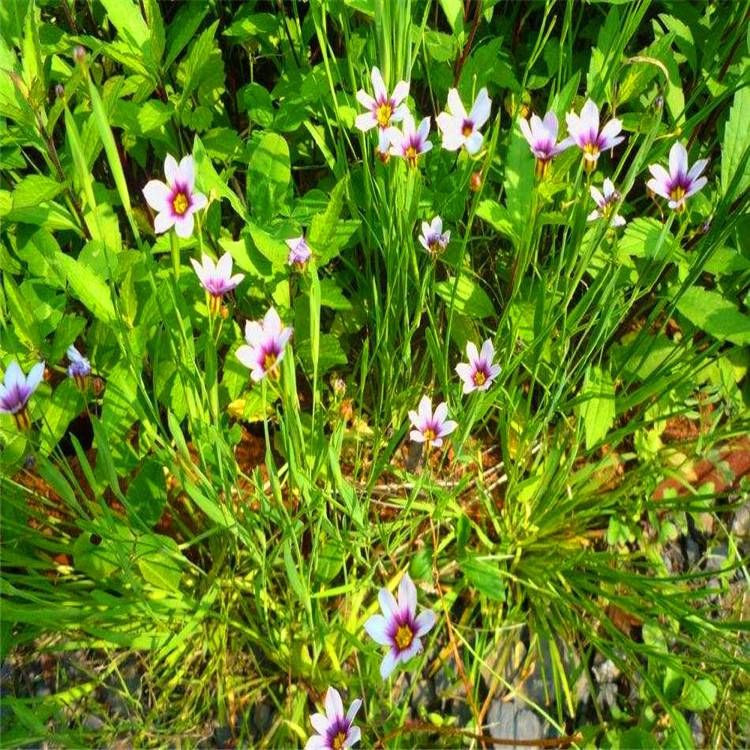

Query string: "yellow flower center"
[[376, 102, 392, 128], [395, 624, 414, 650], [405, 145, 418, 165], [263, 353, 277, 372], [173, 192, 189, 215], [422, 428, 436, 442], [670, 186, 686, 202], [583, 143, 599, 156], [332, 732, 347, 750], [462, 122, 473, 137], [474, 370, 486, 386]]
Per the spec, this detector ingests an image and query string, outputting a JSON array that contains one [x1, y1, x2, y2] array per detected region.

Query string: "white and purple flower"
[[587, 178, 626, 227], [646, 141, 708, 213], [436, 88, 492, 155], [286, 234, 312, 268], [408, 395, 457, 448], [66, 345, 91, 390], [418, 216, 450, 256], [190, 253, 245, 314], [519, 110, 571, 178], [142, 154, 207, 238], [455, 340, 501, 394], [388, 114, 433, 167], [305, 688, 361, 750], [355, 66, 409, 155], [364, 573, 436, 680], [236, 307, 293, 382], [565, 99, 624, 172], [1, 360, 45, 430]]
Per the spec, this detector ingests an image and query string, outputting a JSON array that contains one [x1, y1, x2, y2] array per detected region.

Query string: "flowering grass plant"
[[1, 1, 749, 748]]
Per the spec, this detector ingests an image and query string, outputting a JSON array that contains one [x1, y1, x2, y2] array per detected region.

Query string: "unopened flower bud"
[[54, 84, 65, 99], [470, 171, 482, 192], [73, 46, 86, 64], [331, 377, 346, 397], [340, 398, 354, 423], [654, 95, 664, 111]]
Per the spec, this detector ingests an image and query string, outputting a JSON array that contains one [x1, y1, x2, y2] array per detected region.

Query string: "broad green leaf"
[[618, 217, 680, 261], [503, 122, 535, 240], [126, 459, 168, 527], [99, 0, 150, 48], [578, 365, 616, 450], [11, 175, 64, 209], [248, 132, 291, 222], [135, 533, 182, 591], [54, 252, 115, 323], [680, 678, 717, 711], [721, 86, 750, 199], [476, 199, 520, 245], [193, 134, 246, 218], [435, 276, 496, 319], [460, 557, 506, 601], [675, 286, 750, 345]]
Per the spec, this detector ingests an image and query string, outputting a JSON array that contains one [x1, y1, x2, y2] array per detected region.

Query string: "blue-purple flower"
[[66, 345, 91, 390], [190, 253, 245, 314], [588, 178, 626, 227], [286, 234, 312, 268], [455, 340, 501, 394], [305, 687, 361, 750], [519, 111, 571, 178], [408, 396, 457, 447], [436, 88, 491, 155], [236, 307, 293, 382], [1, 360, 45, 430], [565, 99, 624, 172], [142, 154, 207, 238], [418, 216, 450, 256], [647, 142, 708, 213], [355, 66, 409, 154], [388, 114, 432, 167], [364, 573, 436, 679]]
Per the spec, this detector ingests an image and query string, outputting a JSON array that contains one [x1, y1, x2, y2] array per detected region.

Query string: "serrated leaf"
[[675, 286, 750, 345], [435, 276, 496, 319], [578, 366, 616, 449], [248, 132, 290, 222], [721, 86, 750, 199]]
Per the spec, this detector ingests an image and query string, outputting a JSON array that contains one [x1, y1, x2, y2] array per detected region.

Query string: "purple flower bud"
[[54, 84, 65, 99], [73, 46, 86, 64]]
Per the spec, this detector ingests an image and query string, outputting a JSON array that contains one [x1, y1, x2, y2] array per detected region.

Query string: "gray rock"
[[731, 501, 750, 538], [487, 697, 546, 750]]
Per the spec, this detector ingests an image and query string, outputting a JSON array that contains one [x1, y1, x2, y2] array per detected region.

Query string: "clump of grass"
[[1, 1, 749, 748]]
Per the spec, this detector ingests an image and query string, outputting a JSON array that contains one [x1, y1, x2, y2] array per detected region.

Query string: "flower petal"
[[164, 154, 179, 184], [669, 141, 688, 178], [418, 395, 432, 420], [371, 66, 387, 100], [305, 735, 326, 750], [190, 257, 206, 283], [432, 401, 448, 424], [469, 88, 491, 128], [378, 586, 398, 619], [455, 362, 473, 383], [391, 80, 409, 106], [398, 573, 417, 616], [347, 725, 362, 747], [479, 339, 494, 363], [25, 362, 45, 393], [356, 89, 375, 110], [153, 212, 175, 234], [235, 345, 256, 369], [216, 252, 233, 280], [380, 648, 399, 679], [310, 713, 330, 735], [173, 211, 195, 238], [3, 361, 23, 390], [364, 614, 391, 646], [178, 155, 195, 190], [685, 175, 707, 197], [346, 699, 362, 724], [580, 99, 599, 134], [414, 608, 436, 637], [325, 687, 344, 721], [355, 112, 377, 132], [446, 88, 466, 119], [142, 180, 171, 212], [687, 158, 708, 181], [519, 117, 533, 146], [541, 110, 558, 139], [191, 192, 208, 212], [439, 419, 458, 437], [464, 131, 484, 155]]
